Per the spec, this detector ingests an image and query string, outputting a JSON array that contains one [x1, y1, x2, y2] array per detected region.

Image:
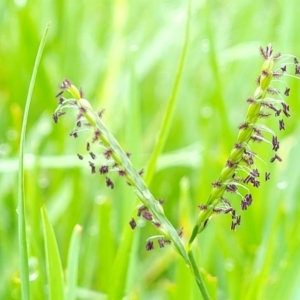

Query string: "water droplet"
[[277, 181, 287, 190], [29, 257, 39, 281], [94, 195, 107, 205]]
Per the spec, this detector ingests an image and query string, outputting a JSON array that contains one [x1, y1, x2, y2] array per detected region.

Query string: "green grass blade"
[[66, 224, 82, 300], [144, 0, 191, 185], [76, 287, 107, 300], [202, 2, 232, 151], [41, 205, 65, 300], [17, 22, 50, 300], [107, 226, 134, 300]]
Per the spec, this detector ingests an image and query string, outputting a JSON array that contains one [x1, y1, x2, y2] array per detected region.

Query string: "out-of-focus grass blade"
[[107, 226, 134, 300], [17, 22, 50, 300], [66, 224, 82, 300], [76, 287, 107, 300], [144, 0, 191, 185], [41, 206, 65, 300]]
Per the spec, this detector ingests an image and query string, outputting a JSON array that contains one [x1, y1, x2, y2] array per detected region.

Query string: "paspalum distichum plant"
[[53, 44, 299, 299]]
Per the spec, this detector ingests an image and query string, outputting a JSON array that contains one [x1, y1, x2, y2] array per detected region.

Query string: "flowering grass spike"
[[188, 44, 299, 245], [52, 44, 299, 300], [52, 79, 190, 261]]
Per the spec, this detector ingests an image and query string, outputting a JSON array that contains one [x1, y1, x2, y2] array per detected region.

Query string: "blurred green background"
[[1, 0, 300, 299]]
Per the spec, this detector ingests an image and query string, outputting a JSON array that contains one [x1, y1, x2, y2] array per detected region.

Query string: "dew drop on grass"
[[29, 257, 39, 281], [277, 181, 287, 190], [94, 195, 107, 205], [15, 0, 27, 8]]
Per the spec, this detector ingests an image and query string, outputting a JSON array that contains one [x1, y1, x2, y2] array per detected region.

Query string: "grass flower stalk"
[[188, 44, 299, 245], [54, 80, 188, 261], [53, 80, 210, 299], [53, 44, 299, 299]]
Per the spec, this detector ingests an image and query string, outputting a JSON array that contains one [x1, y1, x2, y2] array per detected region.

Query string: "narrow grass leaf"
[[107, 226, 134, 300], [41, 205, 65, 300], [76, 287, 107, 300], [66, 224, 82, 300], [17, 22, 50, 300]]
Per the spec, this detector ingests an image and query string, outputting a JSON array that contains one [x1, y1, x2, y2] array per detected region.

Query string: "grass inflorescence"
[[189, 45, 299, 244], [52, 44, 299, 299], [4, 1, 300, 299]]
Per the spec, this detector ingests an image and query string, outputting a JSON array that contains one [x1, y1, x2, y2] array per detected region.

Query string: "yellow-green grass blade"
[[66, 224, 82, 300], [41, 206, 65, 300], [17, 22, 50, 300], [144, 0, 191, 185]]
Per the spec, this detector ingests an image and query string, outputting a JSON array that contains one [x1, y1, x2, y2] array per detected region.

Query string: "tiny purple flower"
[[146, 240, 154, 251], [129, 218, 136, 230]]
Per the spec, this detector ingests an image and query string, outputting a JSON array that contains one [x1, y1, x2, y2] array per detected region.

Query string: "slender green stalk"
[[17, 22, 50, 300], [91, 110, 191, 264], [187, 247, 210, 300]]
